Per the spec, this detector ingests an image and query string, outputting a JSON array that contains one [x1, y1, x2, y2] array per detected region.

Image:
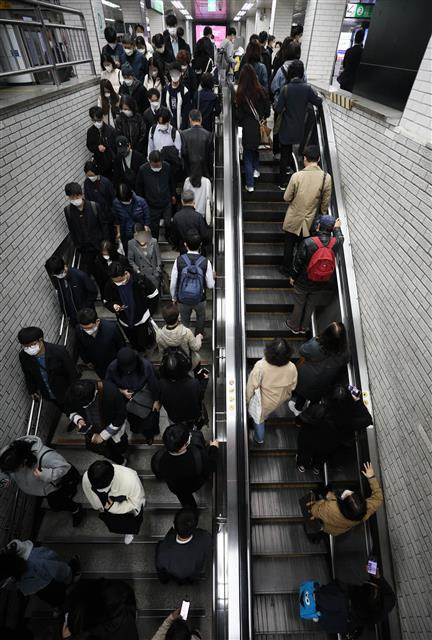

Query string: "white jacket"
[[82, 464, 145, 515]]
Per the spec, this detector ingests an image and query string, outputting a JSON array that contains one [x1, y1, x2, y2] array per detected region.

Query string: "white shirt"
[[183, 176, 212, 219], [170, 251, 215, 301], [147, 123, 182, 158]]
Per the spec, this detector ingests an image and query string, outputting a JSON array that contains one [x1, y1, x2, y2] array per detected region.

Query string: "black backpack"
[[151, 430, 205, 480], [150, 124, 182, 168]]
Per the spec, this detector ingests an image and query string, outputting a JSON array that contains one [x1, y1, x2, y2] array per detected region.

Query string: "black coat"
[[135, 161, 174, 208], [236, 93, 271, 150], [64, 200, 110, 254], [193, 36, 215, 72], [275, 78, 322, 145], [94, 252, 130, 295], [104, 272, 158, 327], [83, 177, 116, 241], [19, 341, 78, 404], [75, 319, 126, 379], [197, 89, 221, 133], [119, 79, 149, 114], [163, 31, 191, 60], [296, 338, 350, 402], [142, 107, 158, 152], [171, 206, 211, 252], [155, 527, 212, 582], [180, 125, 213, 179], [157, 443, 218, 495], [338, 44, 363, 92], [159, 376, 206, 423], [115, 113, 147, 154], [67, 380, 127, 434], [52, 268, 98, 325], [86, 123, 118, 178], [112, 150, 146, 189]]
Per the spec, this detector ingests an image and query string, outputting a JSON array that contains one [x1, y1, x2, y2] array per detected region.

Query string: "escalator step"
[[244, 265, 291, 288], [244, 183, 283, 202], [252, 556, 330, 594], [251, 488, 320, 519], [244, 243, 283, 265], [250, 456, 323, 484], [246, 313, 296, 337], [245, 289, 294, 312], [252, 523, 327, 556], [249, 421, 298, 451], [244, 223, 284, 244], [254, 594, 328, 638]]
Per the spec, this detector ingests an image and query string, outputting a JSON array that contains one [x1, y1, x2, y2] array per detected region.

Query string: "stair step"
[[244, 265, 291, 288], [244, 243, 283, 265], [250, 456, 323, 485], [245, 289, 294, 311], [252, 522, 327, 555], [251, 488, 320, 519], [252, 556, 330, 594], [254, 594, 328, 637]]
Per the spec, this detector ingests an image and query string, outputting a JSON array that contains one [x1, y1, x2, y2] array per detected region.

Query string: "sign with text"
[[346, 3, 374, 19]]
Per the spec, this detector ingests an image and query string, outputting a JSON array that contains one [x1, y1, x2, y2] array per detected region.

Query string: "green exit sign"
[[346, 3, 374, 19], [208, 0, 217, 11]]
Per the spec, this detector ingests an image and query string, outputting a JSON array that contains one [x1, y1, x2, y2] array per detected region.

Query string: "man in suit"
[[170, 190, 211, 254], [163, 14, 190, 61], [180, 109, 213, 179], [75, 308, 126, 379]]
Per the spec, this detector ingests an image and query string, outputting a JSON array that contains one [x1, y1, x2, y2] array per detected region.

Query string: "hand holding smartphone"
[[367, 556, 378, 576], [180, 599, 190, 620]]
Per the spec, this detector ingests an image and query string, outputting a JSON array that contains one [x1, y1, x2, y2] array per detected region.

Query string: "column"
[[301, 0, 346, 84], [269, 0, 295, 42]]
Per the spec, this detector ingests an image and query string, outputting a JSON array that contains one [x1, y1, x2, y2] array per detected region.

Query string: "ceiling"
[[164, 0, 306, 23]]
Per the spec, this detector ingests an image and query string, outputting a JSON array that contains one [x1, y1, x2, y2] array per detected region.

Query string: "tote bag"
[[248, 360, 264, 423], [247, 99, 272, 148]]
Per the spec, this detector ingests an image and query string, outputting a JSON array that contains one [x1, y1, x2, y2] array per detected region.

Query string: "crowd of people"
[[0, 17, 394, 640]]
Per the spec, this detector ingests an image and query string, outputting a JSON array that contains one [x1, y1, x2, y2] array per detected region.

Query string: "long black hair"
[[0, 440, 37, 473]]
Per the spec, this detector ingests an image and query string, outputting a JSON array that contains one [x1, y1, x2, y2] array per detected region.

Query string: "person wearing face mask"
[[83, 161, 116, 243], [176, 49, 197, 103], [17, 326, 78, 410], [100, 52, 122, 92], [152, 32, 173, 71], [180, 109, 213, 180], [135, 150, 175, 240], [122, 34, 148, 83], [143, 56, 167, 94], [112, 182, 151, 254], [147, 108, 182, 176], [64, 181, 111, 276], [161, 62, 191, 131], [196, 72, 221, 133], [66, 380, 129, 466], [101, 26, 126, 68], [45, 255, 98, 327], [103, 262, 159, 352], [163, 14, 190, 61], [193, 26, 215, 78], [142, 88, 161, 135], [128, 224, 162, 288], [82, 460, 146, 545], [86, 106, 118, 180], [75, 308, 126, 379], [118, 63, 148, 114], [93, 239, 130, 296], [115, 94, 147, 153], [113, 136, 146, 190], [98, 78, 120, 127]]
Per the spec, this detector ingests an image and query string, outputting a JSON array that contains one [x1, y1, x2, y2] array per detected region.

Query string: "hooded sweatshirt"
[[154, 321, 202, 368], [6, 539, 71, 595], [0, 436, 71, 497]]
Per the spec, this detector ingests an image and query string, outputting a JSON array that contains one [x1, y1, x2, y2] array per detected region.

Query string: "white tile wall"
[[399, 37, 432, 145]]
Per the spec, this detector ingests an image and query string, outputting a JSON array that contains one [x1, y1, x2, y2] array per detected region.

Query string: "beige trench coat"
[[246, 358, 298, 423], [282, 164, 332, 236]]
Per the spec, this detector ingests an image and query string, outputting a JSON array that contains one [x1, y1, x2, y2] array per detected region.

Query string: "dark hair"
[[203, 26, 212, 36], [318, 322, 347, 355], [337, 490, 367, 521], [17, 326, 43, 345], [244, 41, 262, 65], [99, 239, 117, 259], [160, 351, 190, 381], [177, 26, 184, 38], [264, 338, 293, 367], [84, 160, 99, 174], [120, 95, 137, 115], [152, 33, 165, 49], [65, 182, 82, 197], [275, 36, 293, 64], [291, 25, 303, 38], [351, 581, 384, 617], [89, 106, 103, 121], [104, 26, 117, 44], [268, 35, 275, 44], [259, 31, 268, 44], [237, 63, 265, 104], [117, 182, 133, 202], [304, 145, 320, 162], [227, 27, 237, 36], [355, 29, 365, 45], [284, 41, 301, 62], [162, 302, 179, 325], [149, 150, 162, 164], [0, 551, 27, 582], [101, 52, 116, 70], [100, 78, 119, 113], [77, 307, 98, 325], [135, 23, 145, 32], [249, 33, 259, 43], [185, 232, 201, 251], [166, 620, 192, 640], [158, 107, 172, 124], [287, 59, 304, 81], [166, 14, 177, 28], [163, 424, 190, 453], [66, 379, 96, 407], [136, 35, 147, 51], [147, 88, 160, 100], [200, 72, 214, 90], [148, 56, 166, 84], [0, 440, 37, 472], [176, 49, 191, 65], [174, 508, 198, 537], [189, 109, 202, 122], [169, 61, 182, 74], [45, 254, 65, 275], [108, 261, 127, 278], [324, 385, 354, 417], [122, 34, 134, 47], [88, 460, 114, 489]]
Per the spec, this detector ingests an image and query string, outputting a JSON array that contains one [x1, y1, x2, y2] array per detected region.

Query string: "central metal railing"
[[0, 0, 95, 87]]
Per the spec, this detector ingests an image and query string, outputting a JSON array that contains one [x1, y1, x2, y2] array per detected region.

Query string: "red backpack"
[[307, 237, 337, 282]]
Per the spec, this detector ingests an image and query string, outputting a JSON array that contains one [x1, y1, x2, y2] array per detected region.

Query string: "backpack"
[[299, 580, 321, 621], [151, 430, 205, 479], [307, 237, 337, 282], [177, 254, 206, 305], [150, 124, 182, 167]]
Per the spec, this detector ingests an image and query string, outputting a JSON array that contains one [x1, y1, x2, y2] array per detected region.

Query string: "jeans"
[[179, 299, 206, 335], [280, 144, 295, 185], [283, 231, 303, 275], [243, 149, 259, 188], [289, 284, 334, 330], [254, 421, 265, 443]]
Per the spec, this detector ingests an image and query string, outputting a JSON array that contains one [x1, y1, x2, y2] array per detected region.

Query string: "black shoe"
[[72, 504, 83, 527], [66, 422, 75, 433], [69, 554, 81, 580]]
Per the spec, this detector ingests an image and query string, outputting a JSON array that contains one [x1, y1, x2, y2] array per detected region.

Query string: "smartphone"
[[367, 558, 378, 575], [347, 384, 361, 398], [180, 599, 190, 620]]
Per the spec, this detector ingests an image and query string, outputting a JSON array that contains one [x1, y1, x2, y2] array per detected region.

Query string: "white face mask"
[[88, 175, 98, 182], [122, 109, 133, 118], [102, 254, 110, 260], [124, 78, 134, 86], [155, 46, 165, 53], [24, 344, 41, 356], [150, 69, 158, 77], [151, 165, 162, 172], [84, 325, 98, 336], [93, 121, 103, 130], [159, 123, 169, 131], [125, 48, 134, 56], [150, 101, 160, 111], [70, 198, 83, 207], [120, 199, 132, 205], [181, 65, 187, 71], [168, 27, 177, 37], [55, 271, 67, 279], [114, 278, 128, 286], [104, 92, 111, 98], [104, 64, 113, 73], [171, 73, 181, 83]]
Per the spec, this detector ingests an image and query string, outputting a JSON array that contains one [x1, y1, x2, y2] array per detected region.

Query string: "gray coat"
[[0, 436, 71, 497], [127, 237, 162, 288]]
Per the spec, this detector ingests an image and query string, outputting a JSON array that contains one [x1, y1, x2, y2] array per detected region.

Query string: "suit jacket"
[[180, 125, 213, 179], [19, 342, 78, 403], [86, 123, 118, 177], [171, 206, 211, 252], [52, 268, 98, 325], [75, 319, 126, 379], [163, 31, 191, 61]]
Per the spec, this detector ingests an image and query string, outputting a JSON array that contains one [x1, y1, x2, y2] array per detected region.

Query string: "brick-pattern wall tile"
[[399, 37, 432, 144]]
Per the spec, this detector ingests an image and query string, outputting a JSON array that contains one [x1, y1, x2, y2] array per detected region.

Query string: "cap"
[[318, 215, 336, 230], [116, 136, 130, 149], [121, 62, 134, 76]]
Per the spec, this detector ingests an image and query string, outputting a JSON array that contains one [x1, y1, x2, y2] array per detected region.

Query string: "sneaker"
[[297, 464, 305, 473], [284, 320, 304, 335], [288, 400, 301, 417], [69, 554, 81, 580], [124, 534, 134, 545], [245, 185, 254, 192], [278, 184, 287, 191], [71, 504, 83, 528], [312, 466, 320, 476], [253, 439, 264, 445], [253, 170, 260, 178]]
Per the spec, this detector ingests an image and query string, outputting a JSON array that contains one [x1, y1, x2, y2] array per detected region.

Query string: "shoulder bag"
[[247, 98, 272, 148]]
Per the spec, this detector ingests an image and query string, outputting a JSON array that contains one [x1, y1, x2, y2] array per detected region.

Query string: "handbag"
[[127, 386, 153, 419], [38, 450, 81, 498], [247, 360, 264, 423], [247, 99, 272, 148], [99, 505, 143, 534]]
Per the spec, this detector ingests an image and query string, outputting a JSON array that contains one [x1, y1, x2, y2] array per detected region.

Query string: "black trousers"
[[174, 489, 198, 510], [283, 230, 303, 274], [279, 144, 295, 184], [37, 579, 67, 607], [86, 433, 128, 464], [46, 488, 79, 513]]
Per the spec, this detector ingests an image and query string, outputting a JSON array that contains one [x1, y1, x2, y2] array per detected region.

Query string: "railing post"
[[34, 1, 61, 87], [81, 11, 96, 75]]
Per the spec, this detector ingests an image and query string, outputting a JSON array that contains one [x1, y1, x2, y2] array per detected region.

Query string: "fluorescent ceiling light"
[[233, 16, 240, 21], [172, 1, 184, 8], [238, 10, 246, 15], [102, 0, 121, 8], [242, 2, 255, 10], [105, 17, 115, 22], [180, 8, 188, 14]]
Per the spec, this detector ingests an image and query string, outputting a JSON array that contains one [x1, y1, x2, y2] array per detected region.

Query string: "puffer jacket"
[[0, 436, 71, 497], [155, 322, 202, 368], [115, 112, 147, 153], [112, 192, 150, 252]]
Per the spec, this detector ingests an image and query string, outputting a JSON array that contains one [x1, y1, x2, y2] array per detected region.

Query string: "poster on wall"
[[195, 24, 226, 47]]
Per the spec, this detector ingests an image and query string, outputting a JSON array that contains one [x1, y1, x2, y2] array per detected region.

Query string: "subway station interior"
[[0, 1, 431, 639]]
